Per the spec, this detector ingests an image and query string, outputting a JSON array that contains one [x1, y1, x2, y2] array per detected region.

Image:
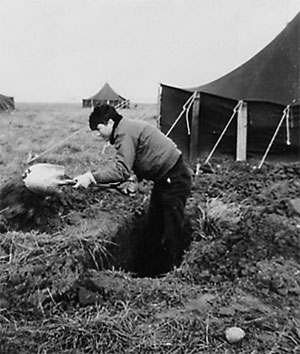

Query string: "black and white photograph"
[[0, 0, 299, 353]]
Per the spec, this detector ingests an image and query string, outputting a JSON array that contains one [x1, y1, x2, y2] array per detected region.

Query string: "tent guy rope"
[[258, 105, 291, 169], [26, 126, 88, 164], [204, 100, 243, 164], [26, 102, 131, 164], [165, 92, 197, 137]]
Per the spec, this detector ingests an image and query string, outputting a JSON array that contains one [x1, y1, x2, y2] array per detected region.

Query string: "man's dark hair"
[[89, 104, 122, 131]]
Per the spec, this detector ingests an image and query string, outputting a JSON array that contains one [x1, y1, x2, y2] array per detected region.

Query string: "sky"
[[0, 0, 299, 103]]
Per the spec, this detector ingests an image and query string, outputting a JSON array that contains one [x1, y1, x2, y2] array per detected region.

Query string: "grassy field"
[[0, 102, 158, 184], [0, 103, 299, 353]]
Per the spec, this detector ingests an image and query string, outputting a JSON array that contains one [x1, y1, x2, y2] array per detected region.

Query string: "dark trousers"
[[144, 156, 192, 274]]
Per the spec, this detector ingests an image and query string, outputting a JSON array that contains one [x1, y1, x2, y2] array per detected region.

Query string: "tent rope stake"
[[258, 105, 290, 169], [205, 100, 243, 164]]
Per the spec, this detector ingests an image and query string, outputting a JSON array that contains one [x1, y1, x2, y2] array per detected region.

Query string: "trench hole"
[[105, 208, 193, 278]]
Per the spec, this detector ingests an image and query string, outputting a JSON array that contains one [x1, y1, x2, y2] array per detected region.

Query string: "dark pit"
[[107, 209, 192, 277]]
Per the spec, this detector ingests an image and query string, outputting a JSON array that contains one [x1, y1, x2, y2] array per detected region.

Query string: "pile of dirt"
[[0, 179, 68, 232], [0, 179, 146, 233], [181, 159, 300, 283]]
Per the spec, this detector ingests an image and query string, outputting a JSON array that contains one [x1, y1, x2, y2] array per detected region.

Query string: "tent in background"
[[0, 94, 15, 112], [82, 82, 129, 108], [159, 12, 300, 162]]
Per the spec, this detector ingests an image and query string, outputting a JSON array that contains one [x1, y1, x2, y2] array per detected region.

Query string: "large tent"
[[82, 82, 129, 108], [159, 12, 300, 162], [0, 94, 15, 111]]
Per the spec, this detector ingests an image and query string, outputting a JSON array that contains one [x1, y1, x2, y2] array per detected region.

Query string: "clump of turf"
[[0, 179, 66, 232]]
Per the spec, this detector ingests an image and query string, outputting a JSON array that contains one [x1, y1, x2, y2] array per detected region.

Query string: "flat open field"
[[0, 103, 299, 353]]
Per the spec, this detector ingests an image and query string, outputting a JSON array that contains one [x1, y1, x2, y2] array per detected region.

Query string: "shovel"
[[22, 163, 129, 196], [23, 162, 140, 198], [23, 163, 75, 196]]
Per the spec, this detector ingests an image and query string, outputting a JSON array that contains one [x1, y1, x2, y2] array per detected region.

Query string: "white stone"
[[225, 327, 246, 343]]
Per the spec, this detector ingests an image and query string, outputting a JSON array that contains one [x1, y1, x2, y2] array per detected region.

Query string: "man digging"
[[73, 103, 192, 272]]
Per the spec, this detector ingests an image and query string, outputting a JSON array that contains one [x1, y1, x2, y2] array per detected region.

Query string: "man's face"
[[96, 120, 113, 141]]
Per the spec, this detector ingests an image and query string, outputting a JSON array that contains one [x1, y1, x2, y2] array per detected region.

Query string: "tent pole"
[[258, 106, 289, 169], [285, 105, 291, 145], [205, 100, 242, 164], [157, 84, 162, 130], [236, 101, 248, 161], [189, 92, 201, 161]]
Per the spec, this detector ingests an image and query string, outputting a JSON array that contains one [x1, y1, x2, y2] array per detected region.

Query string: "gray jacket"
[[92, 117, 181, 184]]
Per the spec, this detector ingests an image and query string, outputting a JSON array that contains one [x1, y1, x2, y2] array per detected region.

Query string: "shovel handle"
[[60, 179, 77, 186]]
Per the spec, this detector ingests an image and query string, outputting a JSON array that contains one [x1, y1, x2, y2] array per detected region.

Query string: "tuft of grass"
[[205, 197, 243, 225], [195, 197, 243, 239]]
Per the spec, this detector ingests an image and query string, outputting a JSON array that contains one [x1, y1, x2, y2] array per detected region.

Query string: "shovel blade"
[[23, 163, 73, 195]]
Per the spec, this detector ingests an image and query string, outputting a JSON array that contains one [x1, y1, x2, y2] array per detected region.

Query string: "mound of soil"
[[0, 179, 145, 233], [181, 160, 300, 281]]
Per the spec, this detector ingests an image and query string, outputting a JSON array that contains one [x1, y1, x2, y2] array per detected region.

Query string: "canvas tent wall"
[[82, 82, 129, 108], [0, 94, 14, 111], [159, 12, 300, 162]]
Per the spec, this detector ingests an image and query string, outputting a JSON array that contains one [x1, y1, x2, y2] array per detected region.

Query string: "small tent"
[[0, 94, 15, 111], [82, 82, 129, 108], [159, 12, 300, 162]]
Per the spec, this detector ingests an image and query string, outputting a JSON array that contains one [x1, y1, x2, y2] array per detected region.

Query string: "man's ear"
[[108, 118, 114, 126]]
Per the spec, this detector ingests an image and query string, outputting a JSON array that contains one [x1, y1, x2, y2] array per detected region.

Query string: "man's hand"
[[116, 175, 137, 196], [73, 171, 96, 189]]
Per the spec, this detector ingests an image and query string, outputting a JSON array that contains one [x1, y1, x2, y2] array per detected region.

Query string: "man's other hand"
[[73, 171, 96, 189]]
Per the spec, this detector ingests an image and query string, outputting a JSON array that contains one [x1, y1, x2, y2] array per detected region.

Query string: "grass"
[[0, 103, 158, 183]]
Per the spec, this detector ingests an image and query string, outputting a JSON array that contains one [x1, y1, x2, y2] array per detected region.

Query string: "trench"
[[105, 209, 192, 277]]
